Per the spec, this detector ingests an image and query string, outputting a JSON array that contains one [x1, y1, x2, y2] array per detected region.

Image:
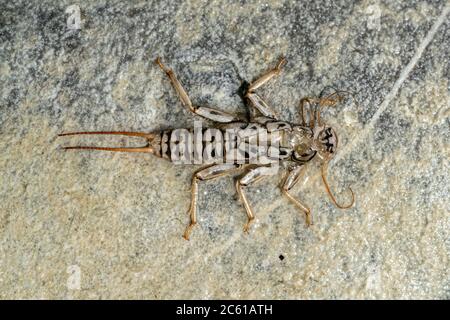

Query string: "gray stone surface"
[[0, 0, 449, 299]]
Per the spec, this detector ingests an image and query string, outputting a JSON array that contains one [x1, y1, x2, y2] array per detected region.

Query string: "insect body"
[[60, 57, 355, 240]]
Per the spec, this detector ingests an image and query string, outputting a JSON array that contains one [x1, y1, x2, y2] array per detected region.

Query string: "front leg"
[[281, 165, 312, 226], [184, 163, 242, 240], [245, 57, 286, 120], [235, 165, 278, 233], [155, 57, 240, 123]]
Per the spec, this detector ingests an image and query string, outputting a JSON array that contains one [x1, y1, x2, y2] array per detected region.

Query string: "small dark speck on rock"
[[279, 255, 285, 261]]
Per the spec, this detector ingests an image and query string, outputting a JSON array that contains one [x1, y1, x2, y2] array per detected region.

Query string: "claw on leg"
[[154, 56, 170, 74], [275, 56, 287, 73], [305, 209, 312, 227], [183, 221, 196, 241], [243, 216, 255, 233]]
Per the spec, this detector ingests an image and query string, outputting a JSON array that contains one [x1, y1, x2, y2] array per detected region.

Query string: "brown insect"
[[59, 56, 355, 240]]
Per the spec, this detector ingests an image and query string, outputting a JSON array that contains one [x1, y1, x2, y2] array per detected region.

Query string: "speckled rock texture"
[[1, 0, 449, 299]]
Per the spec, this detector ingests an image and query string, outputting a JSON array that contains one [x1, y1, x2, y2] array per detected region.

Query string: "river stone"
[[0, 0, 449, 299]]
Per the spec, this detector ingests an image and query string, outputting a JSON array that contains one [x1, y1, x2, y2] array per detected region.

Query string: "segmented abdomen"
[[152, 122, 292, 164]]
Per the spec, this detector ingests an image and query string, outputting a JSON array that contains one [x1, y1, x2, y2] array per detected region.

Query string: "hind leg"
[[155, 57, 239, 123]]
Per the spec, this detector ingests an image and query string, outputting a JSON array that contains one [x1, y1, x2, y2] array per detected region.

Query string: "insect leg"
[[184, 163, 242, 240], [155, 57, 239, 123], [235, 165, 278, 233], [245, 57, 286, 120], [281, 165, 312, 226], [248, 57, 287, 91]]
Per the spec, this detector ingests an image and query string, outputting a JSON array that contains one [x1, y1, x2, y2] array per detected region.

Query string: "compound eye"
[[320, 127, 337, 153]]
